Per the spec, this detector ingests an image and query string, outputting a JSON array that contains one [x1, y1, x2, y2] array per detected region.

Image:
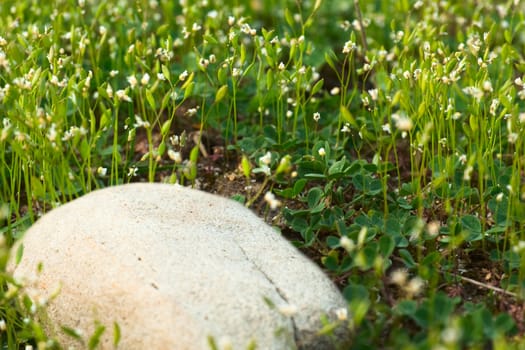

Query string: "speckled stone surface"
[[12, 183, 350, 349]]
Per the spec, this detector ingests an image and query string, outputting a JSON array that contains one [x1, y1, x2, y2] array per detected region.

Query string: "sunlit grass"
[[1, 0, 525, 348]]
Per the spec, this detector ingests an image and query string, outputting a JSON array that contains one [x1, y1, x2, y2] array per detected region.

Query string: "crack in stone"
[[235, 242, 300, 347]]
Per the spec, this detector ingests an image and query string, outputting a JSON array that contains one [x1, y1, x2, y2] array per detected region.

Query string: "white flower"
[[127, 75, 138, 89], [390, 269, 408, 286], [141, 73, 150, 85], [0, 319, 6, 331], [168, 150, 182, 163], [341, 123, 351, 133], [109, 70, 119, 77], [335, 307, 348, 321], [99, 26, 107, 36], [127, 167, 138, 177], [427, 221, 440, 237], [264, 191, 281, 210], [392, 113, 413, 132], [368, 88, 378, 101], [133, 115, 150, 128], [157, 73, 165, 81], [339, 236, 355, 252], [330, 86, 340, 95], [96, 167, 107, 177], [259, 151, 272, 165], [106, 84, 113, 98], [482, 80, 493, 92], [342, 40, 356, 54], [463, 165, 473, 181], [116, 89, 132, 102], [277, 303, 298, 317], [462, 86, 483, 101], [313, 112, 321, 122], [179, 70, 188, 81], [278, 62, 285, 70], [318, 147, 326, 157], [405, 277, 424, 296]]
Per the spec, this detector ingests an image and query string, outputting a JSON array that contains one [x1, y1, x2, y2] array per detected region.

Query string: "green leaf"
[[61, 326, 84, 341], [379, 235, 395, 258], [328, 158, 347, 177], [88, 323, 106, 350], [183, 82, 194, 99], [324, 51, 338, 72], [307, 187, 323, 209], [393, 300, 417, 316], [215, 84, 228, 103], [399, 249, 416, 268], [113, 322, 121, 347], [461, 215, 481, 234], [326, 235, 340, 248], [15, 243, 24, 265], [310, 79, 324, 96], [160, 120, 171, 137], [293, 179, 307, 196], [241, 155, 251, 179], [340, 105, 356, 126], [161, 64, 171, 82], [145, 88, 156, 110]]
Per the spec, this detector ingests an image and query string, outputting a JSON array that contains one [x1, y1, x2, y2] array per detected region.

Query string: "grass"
[[1, 0, 525, 348]]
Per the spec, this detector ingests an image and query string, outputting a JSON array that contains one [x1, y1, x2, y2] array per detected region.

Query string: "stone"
[[12, 183, 350, 349]]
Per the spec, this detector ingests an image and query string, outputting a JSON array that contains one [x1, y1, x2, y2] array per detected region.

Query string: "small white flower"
[[313, 112, 321, 122], [179, 70, 188, 81], [441, 326, 460, 344], [116, 89, 132, 102], [259, 151, 272, 165], [278, 62, 285, 70], [330, 86, 340, 95], [99, 26, 107, 36], [186, 108, 198, 117], [127, 167, 138, 177], [390, 269, 408, 286], [368, 88, 378, 101], [277, 303, 298, 317], [106, 84, 113, 98], [127, 75, 138, 89], [339, 236, 355, 252], [427, 221, 440, 237], [141, 73, 150, 85], [342, 40, 356, 54], [0, 319, 6, 331], [109, 70, 119, 77], [482, 80, 493, 92], [264, 191, 282, 210], [341, 123, 351, 133], [168, 150, 182, 163], [97, 167, 107, 177], [318, 147, 326, 157], [405, 276, 424, 296], [393, 114, 413, 132], [335, 307, 348, 321], [157, 73, 165, 81], [463, 165, 473, 181]]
